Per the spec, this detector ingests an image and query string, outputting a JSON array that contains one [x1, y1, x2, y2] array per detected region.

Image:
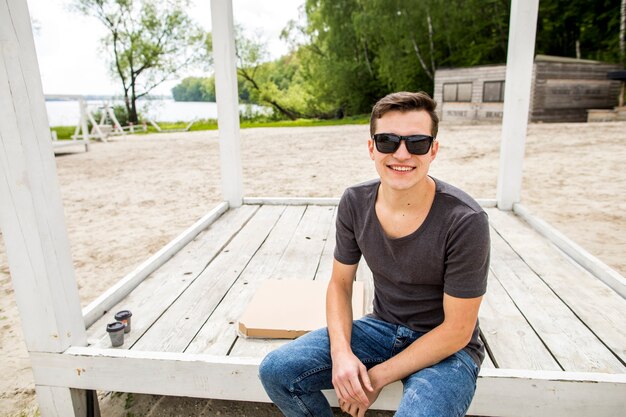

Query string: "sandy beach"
[[1, 121, 625, 416]]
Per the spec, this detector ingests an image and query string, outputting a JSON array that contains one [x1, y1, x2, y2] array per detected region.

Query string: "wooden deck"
[[32, 202, 626, 416]]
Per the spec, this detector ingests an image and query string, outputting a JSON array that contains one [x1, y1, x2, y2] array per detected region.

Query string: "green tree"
[[292, 0, 510, 116], [232, 29, 304, 119], [171, 77, 216, 101], [203, 26, 316, 119], [536, 0, 622, 63], [297, 0, 386, 116], [73, 0, 208, 123]]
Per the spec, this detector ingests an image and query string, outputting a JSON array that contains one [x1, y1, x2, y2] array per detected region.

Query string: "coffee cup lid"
[[114, 310, 132, 320], [107, 321, 125, 332]]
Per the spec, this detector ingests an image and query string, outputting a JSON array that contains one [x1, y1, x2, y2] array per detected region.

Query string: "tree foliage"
[[171, 75, 252, 102], [536, 0, 622, 62], [171, 77, 216, 102], [173, 0, 623, 119], [291, 0, 512, 115], [73, 0, 208, 122]]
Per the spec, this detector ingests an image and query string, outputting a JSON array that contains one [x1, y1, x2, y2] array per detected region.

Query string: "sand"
[[1, 121, 625, 416]]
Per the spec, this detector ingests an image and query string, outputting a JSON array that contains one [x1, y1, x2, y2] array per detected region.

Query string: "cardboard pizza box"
[[238, 279, 365, 339]]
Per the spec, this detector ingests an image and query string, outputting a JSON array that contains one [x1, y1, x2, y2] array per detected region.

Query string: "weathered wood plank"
[[131, 205, 285, 352], [31, 349, 626, 417], [185, 205, 306, 355], [268, 205, 337, 280], [314, 211, 375, 314], [489, 228, 624, 373], [479, 271, 561, 370], [229, 205, 336, 357], [488, 208, 626, 365], [355, 259, 375, 315], [312, 210, 336, 282], [86, 205, 258, 348], [244, 197, 340, 206]]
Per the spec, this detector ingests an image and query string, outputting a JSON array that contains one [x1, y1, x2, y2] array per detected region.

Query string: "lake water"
[[45, 99, 268, 126]]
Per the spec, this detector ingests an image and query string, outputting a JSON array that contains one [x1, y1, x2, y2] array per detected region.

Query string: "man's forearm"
[[326, 279, 355, 354], [369, 322, 472, 389]]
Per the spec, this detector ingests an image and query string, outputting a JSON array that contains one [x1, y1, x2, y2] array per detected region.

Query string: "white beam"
[[211, 0, 244, 207], [31, 348, 626, 417], [243, 197, 341, 206], [496, 0, 539, 210], [35, 386, 90, 417], [0, 0, 86, 352]]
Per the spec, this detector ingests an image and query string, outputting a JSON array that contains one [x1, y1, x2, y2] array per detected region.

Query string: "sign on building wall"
[[542, 79, 615, 109]]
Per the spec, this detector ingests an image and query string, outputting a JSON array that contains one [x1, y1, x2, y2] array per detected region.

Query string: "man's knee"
[[259, 349, 288, 389]]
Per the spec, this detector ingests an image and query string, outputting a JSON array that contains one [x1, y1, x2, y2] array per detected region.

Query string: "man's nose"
[[393, 140, 412, 159]]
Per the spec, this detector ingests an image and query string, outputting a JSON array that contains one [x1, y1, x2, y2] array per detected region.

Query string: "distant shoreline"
[[44, 94, 174, 102]]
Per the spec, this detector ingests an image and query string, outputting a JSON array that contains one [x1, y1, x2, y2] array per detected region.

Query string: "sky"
[[26, 0, 305, 96]]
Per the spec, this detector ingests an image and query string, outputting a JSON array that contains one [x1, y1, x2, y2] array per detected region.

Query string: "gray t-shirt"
[[334, 177, 490, 366]]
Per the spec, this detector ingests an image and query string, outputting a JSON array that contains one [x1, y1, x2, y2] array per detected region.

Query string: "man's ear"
[[368, 138, 375, 160], [430, 140, 439, 161]]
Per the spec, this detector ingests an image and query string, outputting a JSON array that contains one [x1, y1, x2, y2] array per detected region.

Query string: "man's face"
[[368, 110, 439, 192]]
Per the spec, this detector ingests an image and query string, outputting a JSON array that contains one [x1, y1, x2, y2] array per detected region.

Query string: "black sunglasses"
[[372, 133, 434, 155]]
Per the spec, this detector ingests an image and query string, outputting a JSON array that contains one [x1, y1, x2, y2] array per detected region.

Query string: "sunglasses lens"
[[406, 136, 432, 155], [374, 134, 433, 155], [374, 134, 399, 153]]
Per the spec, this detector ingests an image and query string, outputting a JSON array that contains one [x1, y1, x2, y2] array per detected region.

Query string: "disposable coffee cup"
[[114, 310, 133, 333], [106, 321, 125, 347]]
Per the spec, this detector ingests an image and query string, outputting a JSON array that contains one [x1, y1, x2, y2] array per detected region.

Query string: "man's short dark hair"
[[370, 91, 439, 138]]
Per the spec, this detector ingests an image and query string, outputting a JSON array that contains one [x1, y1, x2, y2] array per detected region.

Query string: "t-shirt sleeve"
[[333, 190, 362, 265], [443, 211, 490, 298]]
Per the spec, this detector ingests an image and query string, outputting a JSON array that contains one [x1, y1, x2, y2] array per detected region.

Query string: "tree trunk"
[[410, 33, 434, 80], [363, 41, 374, 77], [237, 68, 301, 120], [427, 11, 436, 76], [619, 0, 626, 66], [124, 94, 132, 125], [129, 82, 139, 124], [267, 100, 300, 120]]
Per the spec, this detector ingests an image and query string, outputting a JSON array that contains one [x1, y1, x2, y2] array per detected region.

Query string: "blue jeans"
[[259, 315, 479, 417]]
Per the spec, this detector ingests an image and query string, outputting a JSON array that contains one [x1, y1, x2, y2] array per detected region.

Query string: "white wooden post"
[[79, 97, 90, 141], [211, 0, 244, 207], [496, 0, 540, 210], [86, 108, 107, 143], [0, 0, 89, 415]]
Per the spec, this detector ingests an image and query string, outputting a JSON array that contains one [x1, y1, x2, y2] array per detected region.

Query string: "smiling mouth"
[[387, 165, 415, 172]]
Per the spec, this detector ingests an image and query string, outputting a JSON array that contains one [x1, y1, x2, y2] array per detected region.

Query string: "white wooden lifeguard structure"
[[1, 0, 625, 416]]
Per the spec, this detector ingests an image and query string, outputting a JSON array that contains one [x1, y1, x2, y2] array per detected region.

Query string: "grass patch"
[[49, 114, 370, 139], [241, 114, 369, 128], [50, 126, 76, 140]]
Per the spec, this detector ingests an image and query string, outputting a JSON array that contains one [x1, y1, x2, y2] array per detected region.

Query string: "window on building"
[[483, 81, 505, 102], [442, 82, 472, 102]]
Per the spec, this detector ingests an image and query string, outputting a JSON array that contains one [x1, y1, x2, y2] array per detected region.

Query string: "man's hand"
[[331, 349, 373, 409], [337, 368, 382, 417]]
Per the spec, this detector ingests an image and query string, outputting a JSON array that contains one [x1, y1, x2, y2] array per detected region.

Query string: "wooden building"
[[434, 55, 621, 123]]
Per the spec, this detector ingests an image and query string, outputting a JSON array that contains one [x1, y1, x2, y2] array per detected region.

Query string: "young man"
[[259, 91, 490, 417]]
